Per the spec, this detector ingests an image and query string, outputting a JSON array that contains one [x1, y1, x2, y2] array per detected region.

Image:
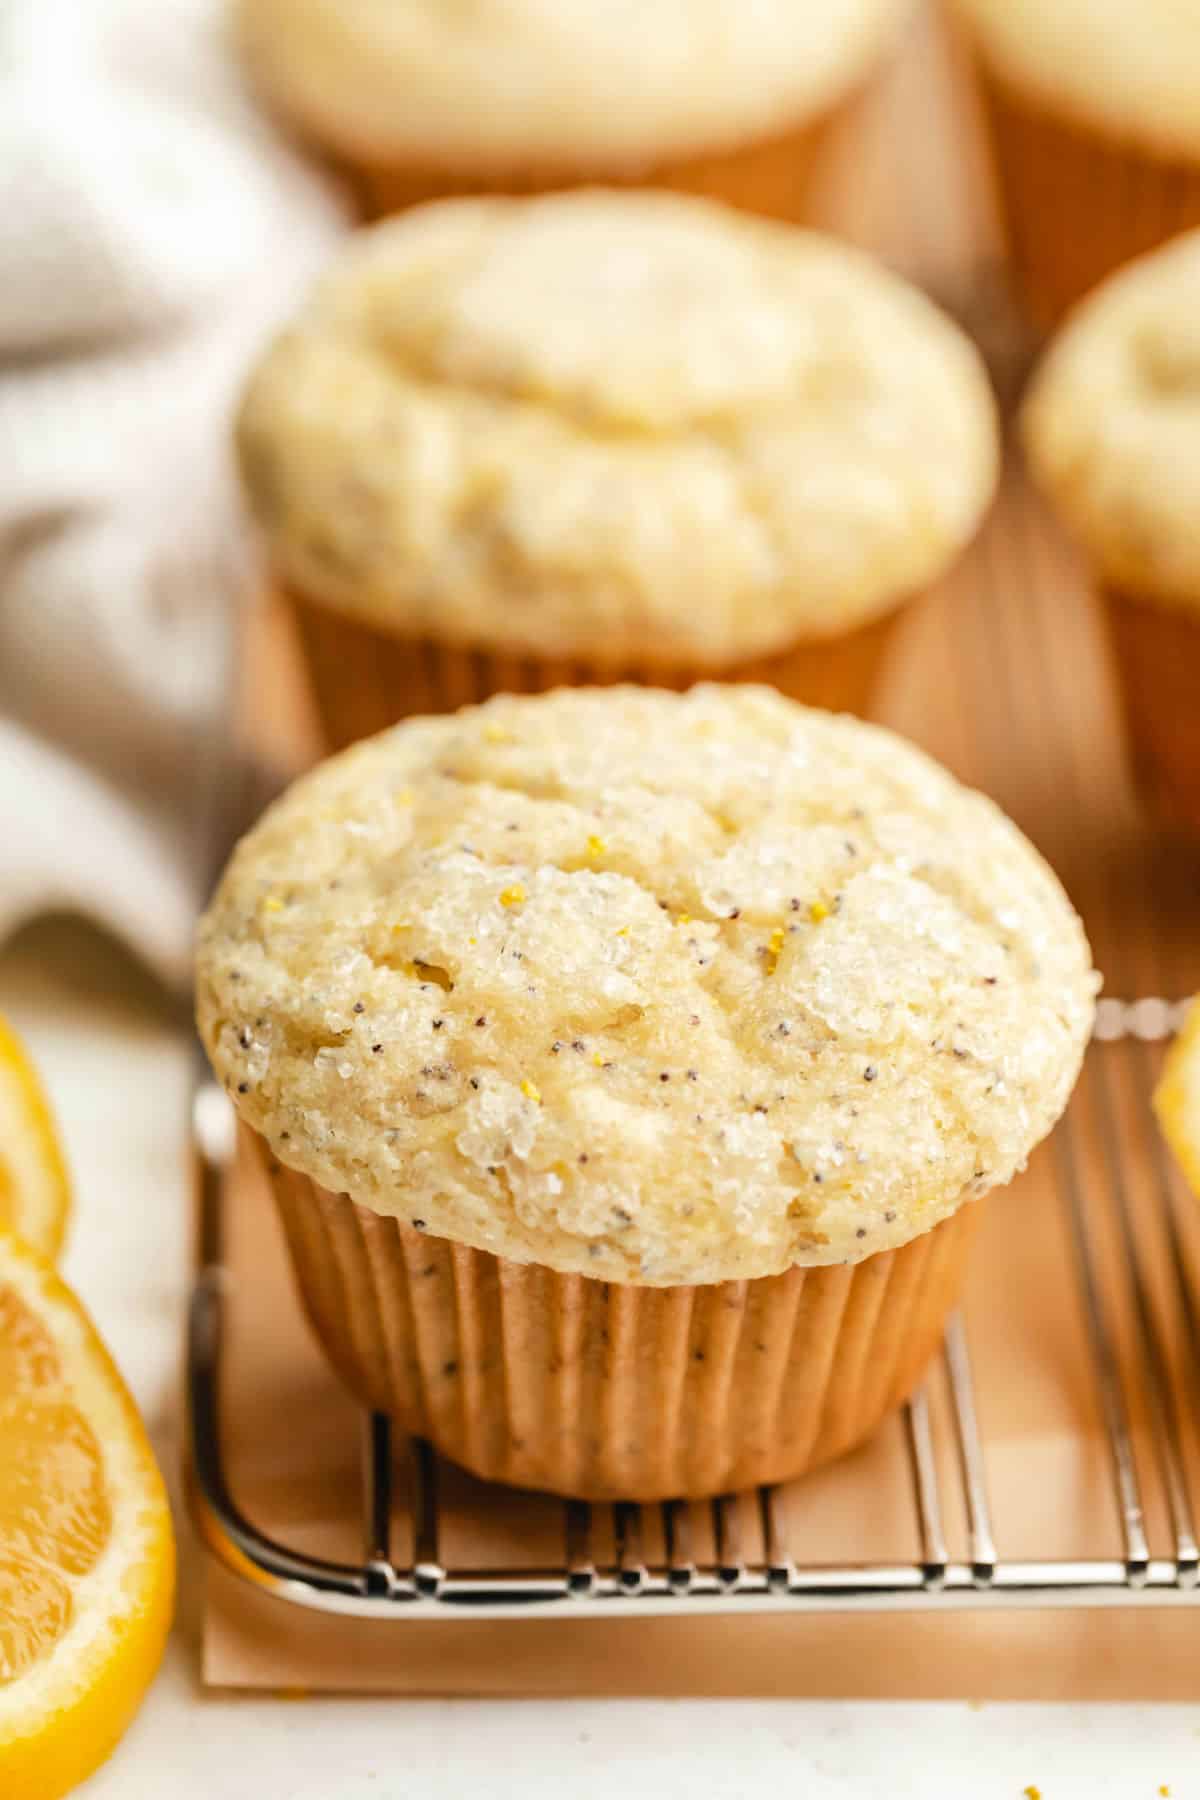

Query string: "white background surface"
[[3, 921, 1197, 1800]]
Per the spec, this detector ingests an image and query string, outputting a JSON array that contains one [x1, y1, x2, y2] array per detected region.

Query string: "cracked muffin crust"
[[236, 191, 999, 666], [196, 686, 1097, 1285]]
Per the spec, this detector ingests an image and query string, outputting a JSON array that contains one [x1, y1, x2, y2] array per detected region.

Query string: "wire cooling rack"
[[186, 996, 1200, 1621]]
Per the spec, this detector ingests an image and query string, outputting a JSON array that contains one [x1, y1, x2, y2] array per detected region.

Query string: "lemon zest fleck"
[[500, 884, 526, 908], [809, 900, 830, 923], [586, 834, 607, 857], [520, 1079, 541, 1104]]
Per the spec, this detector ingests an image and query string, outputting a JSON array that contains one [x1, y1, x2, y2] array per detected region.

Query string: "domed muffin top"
[[1024, 230, 1200, 612], [237, 0, 911, 170], [197, 686, 1096, 1283], [954, 0, 1200, 162], [237, 191, 997, 664]]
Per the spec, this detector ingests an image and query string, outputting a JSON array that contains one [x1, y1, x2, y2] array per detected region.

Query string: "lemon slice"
[[0, 1014, 70, 1261], [0, 1229, 174, 1799], [1154, 998, 1200, 1198]]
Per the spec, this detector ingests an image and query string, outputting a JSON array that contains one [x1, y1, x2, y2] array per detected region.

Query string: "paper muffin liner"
[[340, 103, 853, 225], [1103, 587, 1200, 838], [260, 1138, 981, 1501], [285, 585, 903, 751], [974, 67, 1200, 330]]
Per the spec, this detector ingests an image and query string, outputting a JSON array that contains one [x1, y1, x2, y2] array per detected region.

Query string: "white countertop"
[[3, 921, 1197, 1800]]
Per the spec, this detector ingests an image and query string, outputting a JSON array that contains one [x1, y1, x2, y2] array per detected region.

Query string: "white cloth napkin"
[[0, 0, 348, 992]]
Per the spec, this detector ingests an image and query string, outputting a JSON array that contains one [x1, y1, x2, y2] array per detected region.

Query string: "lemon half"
[[1154, 998, 1200, 1199], [0, 1229, 174, 1799]]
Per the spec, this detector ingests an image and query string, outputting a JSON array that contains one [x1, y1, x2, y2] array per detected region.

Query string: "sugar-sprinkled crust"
[[196, 686, 1097, 1283], [237, 192, 998, 664], [237, 0, 910, 171], [1023, 230, 1200, 613]]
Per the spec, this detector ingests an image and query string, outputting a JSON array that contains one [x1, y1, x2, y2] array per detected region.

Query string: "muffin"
[[236, 190, 999, 750], [1022, 231, 1200, 837], [952, 0, 1200, 328], [236, 0, 912, 223], [196, 685, 1097, 1500]]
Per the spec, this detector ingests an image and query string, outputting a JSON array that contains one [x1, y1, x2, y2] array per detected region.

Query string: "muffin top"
[[197, 686, 1097, 1285], [1023, 231, 1200, 611], [237, 191, 998, 665], [236, 0, 910, 171], [954, 0, 1200, 162]]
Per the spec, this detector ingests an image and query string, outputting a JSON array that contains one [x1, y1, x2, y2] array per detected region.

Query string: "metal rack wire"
[[186, 997, 1200, 1622]]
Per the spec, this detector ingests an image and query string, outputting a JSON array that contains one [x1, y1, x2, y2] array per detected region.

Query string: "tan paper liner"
[[975, 66, 1200, 330], [343, 100, 853, 224], [1102, 588, 1200, 839], [264, 1143, 979, 1502], [286, 585, 903, 752]]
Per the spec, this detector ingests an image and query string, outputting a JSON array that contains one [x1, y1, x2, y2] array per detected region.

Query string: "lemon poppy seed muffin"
[[197, 686, 1095, 1498], [236, 0, 913, 221], [237, 190, 999, 748], [952, 0, 1200, 326], [1022, 231, 1200, 834]]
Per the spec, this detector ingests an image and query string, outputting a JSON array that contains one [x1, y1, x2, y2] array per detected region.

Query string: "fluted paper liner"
[[1102, 590, 1200, 839], [286, 585, 903, 752], [976, 68, 1200, 329], [263, 1141, 978, 1502], [343, 104, 851, 224]]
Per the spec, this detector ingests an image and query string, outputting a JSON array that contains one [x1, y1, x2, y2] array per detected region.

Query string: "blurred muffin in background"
[[1022, 230, 1200, 836], [235, 0, 913, 221], [236, 189, 998, 750], [952, 0, 1200, 328]]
